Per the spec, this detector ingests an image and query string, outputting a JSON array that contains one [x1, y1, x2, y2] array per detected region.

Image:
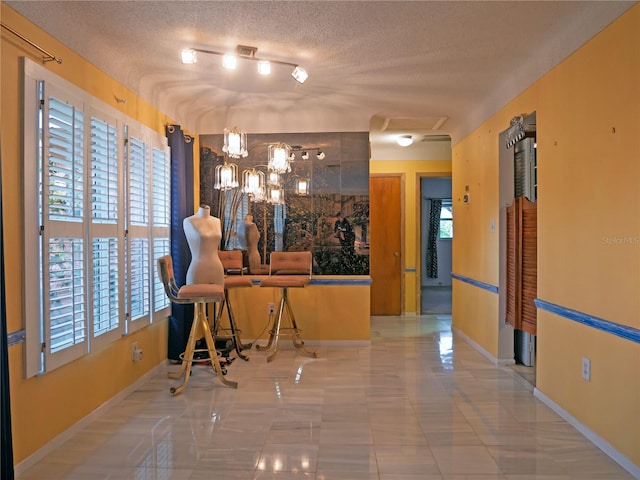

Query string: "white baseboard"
[[15, 362, 166, 476], [534, 388, 640, 479], [452, 326, 515, 365]]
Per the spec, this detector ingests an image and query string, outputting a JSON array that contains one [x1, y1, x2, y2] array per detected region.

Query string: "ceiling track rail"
[[1, 22, 62, 64]]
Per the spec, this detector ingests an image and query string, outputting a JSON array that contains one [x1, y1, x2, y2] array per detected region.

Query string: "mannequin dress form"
[[183, 205, 225, 286], [244, 214, 262, 273]]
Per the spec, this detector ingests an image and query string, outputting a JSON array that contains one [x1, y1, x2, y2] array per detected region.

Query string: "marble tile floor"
[[17, 315, 635, 480]]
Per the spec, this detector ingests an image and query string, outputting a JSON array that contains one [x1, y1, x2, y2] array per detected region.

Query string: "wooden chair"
[[216, 250, 254, 361], [257, 251, 319, 362], [157, 255, 238, 394]]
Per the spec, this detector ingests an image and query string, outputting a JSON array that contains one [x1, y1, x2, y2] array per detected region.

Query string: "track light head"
[[292, 66, 309, 83], [316, 150, 325, 160], [181, 49, 197, 64]]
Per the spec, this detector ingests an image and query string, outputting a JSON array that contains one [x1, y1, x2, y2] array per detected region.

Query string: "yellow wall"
[[452, 4, 640, 466], [370, 160, 451, 314], [1, 5, 184, 463], [220, 278, 371, 342]]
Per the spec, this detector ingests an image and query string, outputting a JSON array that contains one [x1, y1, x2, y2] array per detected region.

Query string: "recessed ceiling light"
[[397, 135, 413, 147]]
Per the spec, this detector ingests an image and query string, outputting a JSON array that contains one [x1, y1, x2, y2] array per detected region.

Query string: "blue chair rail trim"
[[7, 329, 25, 346], [251, 277, 372, 286], [311, 278, 372, 286], [535, 299, 640, 344], [451, 273, 499, 293]]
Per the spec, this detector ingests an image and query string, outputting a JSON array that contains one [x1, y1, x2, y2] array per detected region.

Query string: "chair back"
[[157, 255, 180, 302], [218, 250, 246, 274], [269, 251, 312, 277], [158, 254, 225, 303]]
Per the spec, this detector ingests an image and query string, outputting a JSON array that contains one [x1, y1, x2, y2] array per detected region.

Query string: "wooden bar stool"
[[257, 251, 319, 362], [216, 250, 254, 361], [158, 255, 238, 395]]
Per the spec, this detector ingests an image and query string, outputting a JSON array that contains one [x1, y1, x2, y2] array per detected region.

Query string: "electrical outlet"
[[131, 341, 139, 362], [581, 357, 591, 381], [268, 303, 276, 315], [134, 349, 143, 362]]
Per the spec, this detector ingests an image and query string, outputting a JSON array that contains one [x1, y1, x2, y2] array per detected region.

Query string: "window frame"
[[438, 199, 453, 240], [22, 58, 171, 377]]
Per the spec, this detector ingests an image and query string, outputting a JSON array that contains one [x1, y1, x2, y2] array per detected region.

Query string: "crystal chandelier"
[[267, 143, 292, 174], [223, 127, 248, 158], [296, 177, 310, 196], [214, 162, 239, 190], [241, 168, 266, 198], [268, 186, 285, 205]]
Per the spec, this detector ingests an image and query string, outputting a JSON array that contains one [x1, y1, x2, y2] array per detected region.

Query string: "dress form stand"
[[184, 205, 225, 285], [244, 214, 262, 274], [165, 205, 235, 394]]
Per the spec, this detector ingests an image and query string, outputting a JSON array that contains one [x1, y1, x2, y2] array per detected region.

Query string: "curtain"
[[0, 135, 15, 479], [426, 199, 442, 279], [166, 125, 195, 360]]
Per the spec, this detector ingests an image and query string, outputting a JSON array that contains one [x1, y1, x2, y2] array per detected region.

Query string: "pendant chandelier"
[[241, 168, 266, 198], [267, 171, 281, 186], [214, 162, 239, 190], [268, 143, 292, 174], [296, 177, 311, 196], [268, 186, 285, 205], [223, 127, 248, 158]]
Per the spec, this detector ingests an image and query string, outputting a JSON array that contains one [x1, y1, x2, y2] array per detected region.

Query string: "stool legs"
[[214, 292, 252, 361], [255, 288, 319, 362], [169, 302, 238, 395]]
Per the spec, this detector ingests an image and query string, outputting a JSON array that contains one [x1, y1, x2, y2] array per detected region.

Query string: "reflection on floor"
[[16, 315, 634, 479], [422, 285, 538, 388], [511, 362, 537, 388], [422, 286, 452, 314]]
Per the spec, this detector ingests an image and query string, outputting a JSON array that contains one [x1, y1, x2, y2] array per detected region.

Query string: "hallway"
[[17, 315, 633, 479]]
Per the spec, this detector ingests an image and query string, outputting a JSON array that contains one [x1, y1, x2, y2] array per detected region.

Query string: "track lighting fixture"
[[316, 150, 325, 160], [301, 151, 309, 160], [181, 45, 309, 83]]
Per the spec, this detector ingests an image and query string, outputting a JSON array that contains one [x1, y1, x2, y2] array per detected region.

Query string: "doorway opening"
[[421, 177, 452, 314]]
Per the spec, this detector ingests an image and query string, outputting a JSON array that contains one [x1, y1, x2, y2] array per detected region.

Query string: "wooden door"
[[505, 197, 537, 334], [370, 175, 402, 315]]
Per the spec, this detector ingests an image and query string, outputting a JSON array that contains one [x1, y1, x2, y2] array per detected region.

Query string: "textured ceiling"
[[5, 1, 635, 146]]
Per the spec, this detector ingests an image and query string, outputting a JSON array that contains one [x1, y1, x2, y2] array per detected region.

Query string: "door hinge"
[[41, 342, 46, 352]]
